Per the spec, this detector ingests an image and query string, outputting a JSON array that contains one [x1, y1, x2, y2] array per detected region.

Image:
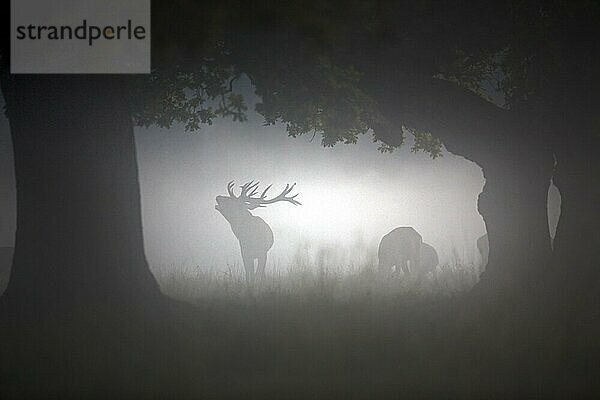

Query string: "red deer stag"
[[215, 181, 300, 283]]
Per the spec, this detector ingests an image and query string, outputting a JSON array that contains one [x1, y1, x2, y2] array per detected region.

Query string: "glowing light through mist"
[[136, 108, 487, 271]]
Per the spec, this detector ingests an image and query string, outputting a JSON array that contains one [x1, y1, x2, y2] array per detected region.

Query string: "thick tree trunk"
[[477, 154, 554, 293], [0, 73, 161, 315], [551, 127, 600, 301], [544, 41, 599, 301], [0, 247, 13, 294], [553, 159, 597, 282]]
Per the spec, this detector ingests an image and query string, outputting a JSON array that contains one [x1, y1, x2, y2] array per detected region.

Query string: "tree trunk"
[[0, 73, 161, 315], [544, 39, 599, 302], [551, 125, 600, 303], [477, 153, 554, 293]]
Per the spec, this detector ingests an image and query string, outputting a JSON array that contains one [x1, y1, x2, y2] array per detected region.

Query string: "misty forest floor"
[[1, 261, 599, 399], [150, 262, 600, 399]]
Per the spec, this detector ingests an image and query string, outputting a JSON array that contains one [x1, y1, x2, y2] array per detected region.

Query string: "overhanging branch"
[[364, 72, 523, 165]]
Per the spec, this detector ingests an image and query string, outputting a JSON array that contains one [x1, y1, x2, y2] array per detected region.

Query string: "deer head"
[[215, 180, 301, 224]]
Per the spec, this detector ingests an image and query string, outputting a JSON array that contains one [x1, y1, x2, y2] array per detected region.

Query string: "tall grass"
[[4, 251, 594, 399], [153, 255, 480, 306], [140, 254, 597, 399]]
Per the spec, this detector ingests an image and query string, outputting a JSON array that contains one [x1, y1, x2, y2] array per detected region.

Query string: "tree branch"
[[364, 72, 524, 165]]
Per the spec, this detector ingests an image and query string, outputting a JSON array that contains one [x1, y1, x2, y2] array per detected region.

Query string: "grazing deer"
[[419, 242, 439, 276], [215, 181, 301, 283], [378, 227, 422, 275]]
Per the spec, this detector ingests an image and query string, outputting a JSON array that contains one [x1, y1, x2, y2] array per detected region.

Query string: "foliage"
[[437, 49, 508, 106], [2, 1, 597, 157], [133, 56, 247, 132], [130, 1, 520, 158], [43, 1, 596, 158], [253, 56, 384, 148], [408, 128, 444, 159]]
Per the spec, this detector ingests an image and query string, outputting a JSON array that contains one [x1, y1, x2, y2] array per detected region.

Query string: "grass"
[[2, 255, 598, 398], [146, 257, 599, 399], [153, 257, 481, 307], [149, 258, 490, 398]]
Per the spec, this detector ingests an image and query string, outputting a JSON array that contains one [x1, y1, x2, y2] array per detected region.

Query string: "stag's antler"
[[239, 181, 261, 198], [248, 183, 301, 208], [226, 180, 260, 199], [227, 181, 301, 209], [227, 181, 236, 197]]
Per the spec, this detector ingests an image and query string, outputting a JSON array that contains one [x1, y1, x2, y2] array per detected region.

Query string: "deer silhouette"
[[419, 242, 439, 276], [215, 181, 300, 283], [378, 227, 422, 275]]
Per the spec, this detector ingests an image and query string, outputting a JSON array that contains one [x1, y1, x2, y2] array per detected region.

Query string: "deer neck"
[[227, 210, 256, 234]]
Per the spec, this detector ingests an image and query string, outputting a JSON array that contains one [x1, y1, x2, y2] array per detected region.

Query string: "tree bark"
[[477, 154, 554, 292], [0, 73, 161, 315], [544, 42, 600, 303], [551, 124, 600, 299]]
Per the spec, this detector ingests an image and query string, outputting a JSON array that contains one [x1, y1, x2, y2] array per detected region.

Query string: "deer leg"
[[406, 259, 414, 275], [378, 257, 392, 276], [257, 254, 267, 280], [242, 253, 255, 284], [413, 252, 421, 275], [401, 260, 410, 275]]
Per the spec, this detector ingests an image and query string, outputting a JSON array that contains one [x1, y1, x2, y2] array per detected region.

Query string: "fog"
[[1, 88, 561, 273], [135, 83, 489, 272]]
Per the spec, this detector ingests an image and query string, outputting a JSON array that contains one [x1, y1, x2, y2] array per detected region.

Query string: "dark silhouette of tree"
[[0, 0, 597, 315], [0, 2, 598, 398]]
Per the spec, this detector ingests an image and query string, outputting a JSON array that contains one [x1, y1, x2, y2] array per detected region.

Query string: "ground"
[[1, 259, 598, 398]]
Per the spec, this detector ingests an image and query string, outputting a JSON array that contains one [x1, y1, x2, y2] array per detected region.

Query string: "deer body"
[[216, 181, 300, 283], [225, 210, 273, 281], [419, 242, 439, 276], [231, 214, 274, 259], [378, 227, 422, 275]]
